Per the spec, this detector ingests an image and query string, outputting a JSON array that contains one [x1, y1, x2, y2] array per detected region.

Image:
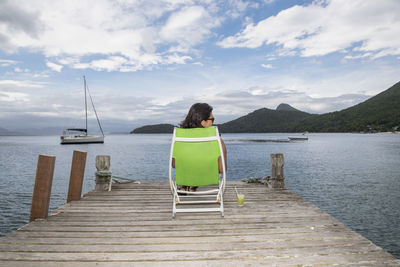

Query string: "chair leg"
[[172, 196, 176, 218], [220, 196, 224, 217]]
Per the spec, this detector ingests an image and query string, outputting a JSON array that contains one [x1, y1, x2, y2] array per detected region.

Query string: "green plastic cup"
[[237, 194, 245, 206]]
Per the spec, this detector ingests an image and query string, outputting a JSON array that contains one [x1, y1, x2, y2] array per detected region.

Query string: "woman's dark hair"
[[180, 103, 213, 128]]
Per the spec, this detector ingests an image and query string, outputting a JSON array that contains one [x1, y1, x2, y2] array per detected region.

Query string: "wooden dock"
[[1, 182, 399, 266]]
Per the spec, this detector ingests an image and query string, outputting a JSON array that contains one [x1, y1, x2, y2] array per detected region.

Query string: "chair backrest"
[[172, 126, 221, 187]]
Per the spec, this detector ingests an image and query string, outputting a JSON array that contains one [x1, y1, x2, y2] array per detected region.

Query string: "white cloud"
[[0, 79, 44, 88], [160, 5, 219, 50], [261, 63, 273, 69], [0, 0, 230, 72], [0, 59, 18, 67], [0, 1, 43, 52], [84, 56, 128, 72], [218, 0, 400, 59], [32, 72, 50, 78], [226, 0, 249, 19], [0, 91, 29, 102], [163, 54, 192, 64], [46, 61, 63, 72], [13, 67, 29, 73]]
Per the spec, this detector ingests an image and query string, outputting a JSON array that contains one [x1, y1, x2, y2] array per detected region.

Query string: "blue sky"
[[1, 0, 400, 132]]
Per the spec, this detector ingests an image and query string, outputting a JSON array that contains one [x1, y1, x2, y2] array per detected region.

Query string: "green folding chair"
[[169, 126, 226, 218]]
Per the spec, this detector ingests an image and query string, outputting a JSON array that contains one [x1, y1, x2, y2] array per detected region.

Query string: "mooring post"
[[95, 155, 112, 191], [30, 154, 56, 222], [67, 150, 87, 203], [270, 153, 285, 189]]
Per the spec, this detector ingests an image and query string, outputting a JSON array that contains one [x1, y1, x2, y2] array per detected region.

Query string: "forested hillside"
[[131, 124, 175, 134], [293, 81, 400, 132], [218, 106, 314, 133]]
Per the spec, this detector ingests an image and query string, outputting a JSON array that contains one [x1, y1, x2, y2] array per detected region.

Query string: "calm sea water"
[[0, 133, 399, 258]]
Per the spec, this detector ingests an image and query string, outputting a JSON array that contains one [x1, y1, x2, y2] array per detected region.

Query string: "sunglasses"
[[205, 117, 215, 123]]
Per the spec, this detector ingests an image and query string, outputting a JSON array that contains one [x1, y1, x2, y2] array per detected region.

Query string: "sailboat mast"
[[84, 76, 88, 136]]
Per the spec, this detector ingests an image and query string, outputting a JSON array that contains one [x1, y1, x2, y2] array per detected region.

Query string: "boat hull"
[[288, 137, 308, 141], [60, 135, 104, 144]]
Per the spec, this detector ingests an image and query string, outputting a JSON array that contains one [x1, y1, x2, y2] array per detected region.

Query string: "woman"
[[172, 103, 227, 192]]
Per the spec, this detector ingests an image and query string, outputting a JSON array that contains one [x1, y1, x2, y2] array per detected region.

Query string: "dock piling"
[[67, 150, 87, 203], [29, 154, 56, 222], [95, 155, 112, 191], [270, 153, 285, 189]]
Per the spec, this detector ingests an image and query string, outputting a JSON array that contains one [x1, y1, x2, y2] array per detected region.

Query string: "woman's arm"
[[218, 138, 227, 173]]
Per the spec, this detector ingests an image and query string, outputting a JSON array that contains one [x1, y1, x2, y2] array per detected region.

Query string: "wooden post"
[[270, 153, 285, 189], [96, 155, 110, 171], [67, 150, 87, 203], [95, 155, 112, 191], [30, 154, 56, 222]]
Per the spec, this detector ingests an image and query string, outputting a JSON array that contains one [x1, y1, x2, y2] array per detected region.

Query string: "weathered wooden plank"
[[46, 210, 326, 220], [3, 222, 354, 238], [19, 222, 343, 234], [29, 154, 56, 222], [1, 228, 368, 239], [46, 209, 328, 219], [0, 234, 373, 248], [0, 244, 391, 261], [79, 194, 304, 200], [110, 181, 250, 189], [67, 150, 87, 203], [84, 188, 292, 193], [55, 200, 318, 209], [19, 218, 345, 232], [73, 200, 301, 205], [44, 215, 329, 223], [51, 204, 324, 213], [28, 216, 335, 227], [81, 193, 296, 199], [57, 203, 313, 210], [84, 187, 288, 194], [0, 233, 366, 246], [66, 193, 308, 201], [2, 257, 400, 267], [0, 240, 375, 254], [49, 207, 318, 215]]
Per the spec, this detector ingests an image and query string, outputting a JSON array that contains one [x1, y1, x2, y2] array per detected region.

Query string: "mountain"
[[276, 103, 301, 112], [292, 81, 400, 132], [0, 127, 12, 136], [0, 127, 24, 136], [131, 124, 175, 134], [218, 104, 315, 133], [13, 127, 65, 135]]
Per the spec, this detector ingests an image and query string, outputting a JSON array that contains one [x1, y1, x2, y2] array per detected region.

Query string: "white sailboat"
[[60, 76, 105, 144]]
